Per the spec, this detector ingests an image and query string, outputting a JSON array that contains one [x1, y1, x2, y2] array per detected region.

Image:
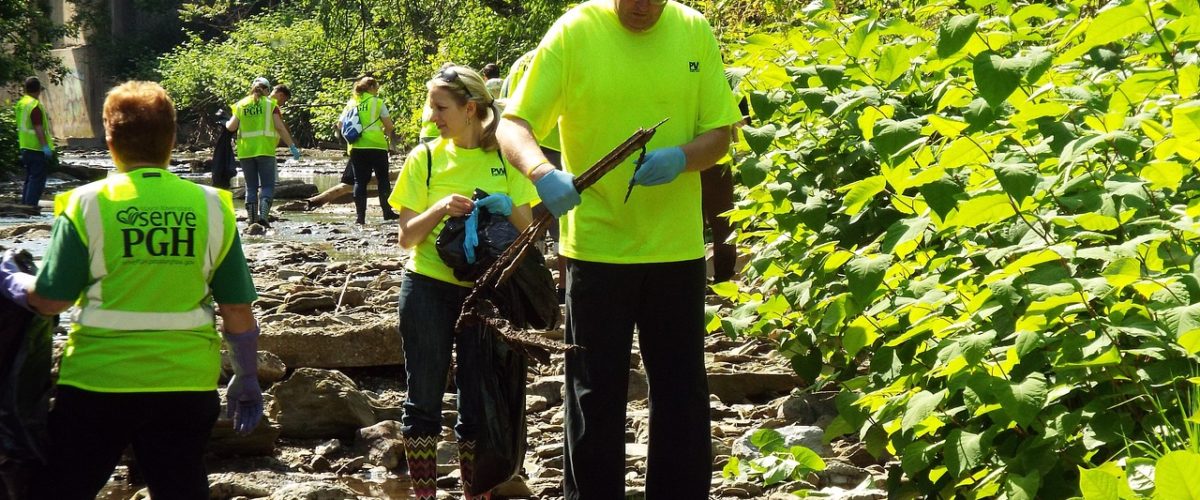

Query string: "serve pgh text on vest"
[[117, 206, 199, 258]]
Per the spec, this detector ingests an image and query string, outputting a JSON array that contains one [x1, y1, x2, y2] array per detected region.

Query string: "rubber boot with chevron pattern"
[[406, 435, 439, 500], [458, 440, 493, 499]]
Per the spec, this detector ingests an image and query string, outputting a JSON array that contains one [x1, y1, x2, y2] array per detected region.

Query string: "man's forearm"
[[33, 126, 49, 148], [498, 118, 552, 181], [681, 126, 733, 173]]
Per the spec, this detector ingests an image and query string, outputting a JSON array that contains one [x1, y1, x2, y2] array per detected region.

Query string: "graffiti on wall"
[[41, 48, 98, 140]]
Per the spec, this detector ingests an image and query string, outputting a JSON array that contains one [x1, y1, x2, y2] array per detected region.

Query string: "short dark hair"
[[23, 77, 42, 93], [272, 84, 291, 99], [481, 63, 500, 79]]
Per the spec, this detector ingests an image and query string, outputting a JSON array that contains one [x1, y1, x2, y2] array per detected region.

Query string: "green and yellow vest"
[[232, 95, 277, 159], [15, 95, 54, 151]]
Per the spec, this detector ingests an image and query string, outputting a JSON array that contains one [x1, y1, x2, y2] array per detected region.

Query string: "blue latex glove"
[[288, 144, 301, 161], [463, 207, 480, 264], [0, 250, 36, 312], [223, 327, 263, 435], [476, 193, 513, 216], [632, 146, 686, 187], [534, 169, 580, 217], [41, 145, 52, 159]]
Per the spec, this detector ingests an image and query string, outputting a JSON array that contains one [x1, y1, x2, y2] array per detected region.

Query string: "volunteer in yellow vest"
[[1, 81, 261, 499], [497, 0, 741, 496], [388, 65, 536, 500], [14, 77, 54, 208], [225, 77, 301, 227], [338, 76, 399, 224]]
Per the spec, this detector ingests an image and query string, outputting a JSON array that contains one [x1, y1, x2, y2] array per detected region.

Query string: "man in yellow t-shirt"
[[497, 0, 741, 497]]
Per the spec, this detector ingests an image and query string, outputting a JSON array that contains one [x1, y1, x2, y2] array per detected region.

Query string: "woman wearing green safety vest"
[[14, 76, 55, 208], [339, 76, 400, 224], [388, 65, 536, 500], [0, 81, 263, 499], [226, 77, 301, 228]]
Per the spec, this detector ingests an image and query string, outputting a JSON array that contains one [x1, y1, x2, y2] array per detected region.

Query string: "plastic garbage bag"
[[437, 189, 520, 283], [211, 111, 237, 189], [0, 253, 53, 499], [459, 325, 527, 496]]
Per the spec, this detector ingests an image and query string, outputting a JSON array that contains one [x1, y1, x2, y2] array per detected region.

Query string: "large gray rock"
[[707, 372, 800, 404], [357, 420, 405, 470], [267, 481, 358, 500], [267, 368, 377, 439], [207, 472, 274, 498], [259, 319, 402, 368], [220, 349, 288, 385], [732, 424, 828, 458]]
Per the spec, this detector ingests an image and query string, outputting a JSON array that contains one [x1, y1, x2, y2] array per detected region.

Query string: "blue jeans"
[[20, 150, 48, 207], [239, 156, 276, 204], [398, 272, 485, 440]]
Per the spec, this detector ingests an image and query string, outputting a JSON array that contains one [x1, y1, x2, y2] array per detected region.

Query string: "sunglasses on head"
[[436, 68, 474, 99]]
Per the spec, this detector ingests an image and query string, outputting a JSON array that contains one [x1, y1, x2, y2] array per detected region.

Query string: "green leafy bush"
[[715, 0, 1200, 497], [0, 102, 19, 180], [723, 428, 827, 489]]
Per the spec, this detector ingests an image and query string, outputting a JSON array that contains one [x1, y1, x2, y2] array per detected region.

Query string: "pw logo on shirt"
[[491, 167, 506, 176], [689, 61, 700, 72]]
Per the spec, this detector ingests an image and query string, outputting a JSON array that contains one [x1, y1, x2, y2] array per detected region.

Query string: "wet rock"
[[707, 372, 800, 404], [267, 481, 358, 500], [0, 222, 49, 237], [315, 439, 343, 457], [715, 480, 763, 498], [777, 391, 838, 426], [208, 418, 281, 457], [732, 424, 828, 459], [336, 456, 366, 475], [259, 319, 402, 368], [208, 472, 274, 498], [267, 368, 378, 439], [245, 223, 267, 236], [357, 420, 405, 469], [278, 288, 366, 314], [220, 350, 288, 385], [819, 460, 874, 489], [278, 200, 312, 212], [306, 455, 332, 472]]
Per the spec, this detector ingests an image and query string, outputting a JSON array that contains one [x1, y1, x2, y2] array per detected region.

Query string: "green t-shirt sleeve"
[[695, 20, 743, 135], [34, 215, 90, 302], [504, 23, 566, 141], [211, 233, 258, 304], [389, 145, 431, 212]]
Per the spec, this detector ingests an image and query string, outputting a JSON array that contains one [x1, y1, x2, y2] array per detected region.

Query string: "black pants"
[[350, 148, 397, 221], [701, 166, 736, 282], [562, 259, 711, 499], [30, 386, 219, 500]]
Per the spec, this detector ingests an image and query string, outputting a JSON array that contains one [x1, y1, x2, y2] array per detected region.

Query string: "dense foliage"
[[715, 0, 1200, 497], [0, 0, 71, 85], [0, 104, 19, 179]]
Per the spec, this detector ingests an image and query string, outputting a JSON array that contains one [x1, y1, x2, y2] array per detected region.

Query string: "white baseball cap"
[[252, 77, 270, 89]]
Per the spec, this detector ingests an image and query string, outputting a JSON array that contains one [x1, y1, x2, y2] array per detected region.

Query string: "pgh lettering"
[[122, 227, 196, 257]]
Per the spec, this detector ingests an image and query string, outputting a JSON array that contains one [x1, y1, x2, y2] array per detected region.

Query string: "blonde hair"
[[249, 82, 269, 98], [103, 81, 176, 166], [427, 65, 500, 151], [354, 76, 379, 95]]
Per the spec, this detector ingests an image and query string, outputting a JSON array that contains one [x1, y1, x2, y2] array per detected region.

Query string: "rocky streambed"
[[1, 153, 890, 500]]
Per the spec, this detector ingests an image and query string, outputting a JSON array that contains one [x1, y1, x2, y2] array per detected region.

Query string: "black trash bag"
[[211, 111, 237, 189], [0, 252, 54, 499], [488, 251, 560, 331], [436, 189, 520, 283], [460, 325, 527, 496]]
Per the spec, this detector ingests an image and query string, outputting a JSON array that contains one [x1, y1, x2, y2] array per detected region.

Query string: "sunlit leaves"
[[937, 14, 980, 59]]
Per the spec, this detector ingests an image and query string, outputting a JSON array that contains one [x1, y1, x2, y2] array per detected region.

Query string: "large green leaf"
[[920, 178, 964, 220], [881, 216, 930, 255], [737, 156, 770, 188], [846, 254, 892, 302], [973, 51, 1025, 106], [901, 390, 945, 431], [873, 118, 923, 162], [992, 160, 1039, 202], [945, 193, 1017, 228], [1007, 471, 1041, 500], [742, 123, 778, 155], [937, 14, 980, 58], [789, 446, 827, 472], [945, 429, 984, 476], [1155, 451, 1200, 499], [839, 175, 886, 216], [997, 373, 1048, 427], [1079, 462, 1134, 499]]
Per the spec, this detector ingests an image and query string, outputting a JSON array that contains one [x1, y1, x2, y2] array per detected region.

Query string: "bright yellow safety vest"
[[348, 93, 388, 151], [232, 95, 277, 159], [55, 170, 238, 392], [15, 95, 53, 151]]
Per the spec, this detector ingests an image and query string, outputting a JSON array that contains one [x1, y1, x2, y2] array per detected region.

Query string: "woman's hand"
[[438, 194, 475, 218]]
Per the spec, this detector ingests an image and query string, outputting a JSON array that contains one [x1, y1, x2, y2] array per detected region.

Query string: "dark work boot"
[[354, 196, 368, 225], [259, 197, 273, 228], [245, 202, 259, 226], [379, 183, 399, 220]]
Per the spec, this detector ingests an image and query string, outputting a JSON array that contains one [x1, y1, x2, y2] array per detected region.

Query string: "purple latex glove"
[[632, 146, 686, 186], [1, 250, 37, 311], [223, 326, 263, 435]]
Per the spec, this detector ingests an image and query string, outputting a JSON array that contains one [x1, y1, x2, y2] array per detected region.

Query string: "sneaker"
[[383, 211, 400, 221]]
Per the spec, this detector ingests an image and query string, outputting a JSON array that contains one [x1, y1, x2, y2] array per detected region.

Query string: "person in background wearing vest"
[[14, 77, 55, 209], [226, 77, 301, 228], [0, 81, 263, 499], [497, 0, 742, 496], [339, 76, 400, 225], [388, 65, 536, 500]]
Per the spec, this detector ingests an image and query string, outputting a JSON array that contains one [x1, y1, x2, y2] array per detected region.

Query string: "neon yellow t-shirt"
[[388, 138, 538, 287], [504, 0, 741, 264]]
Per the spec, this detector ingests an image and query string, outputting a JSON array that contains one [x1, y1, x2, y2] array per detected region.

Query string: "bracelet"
[[529, 161, 553, 180]]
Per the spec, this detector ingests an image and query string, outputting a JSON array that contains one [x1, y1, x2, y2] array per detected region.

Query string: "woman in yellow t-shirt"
[[387, 65, 536, 500]]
